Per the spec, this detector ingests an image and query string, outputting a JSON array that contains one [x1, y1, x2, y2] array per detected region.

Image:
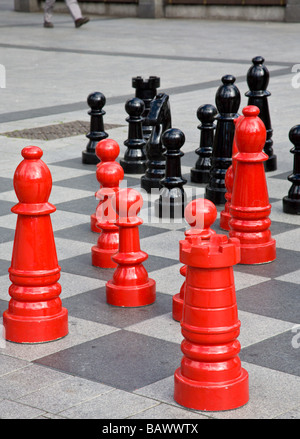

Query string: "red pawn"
[[106, 188, 156, 307], [91, 161, 124, 268], [220, 116, 241, 231], [172, 198, 217, 322], [3, 146, 68, 343], [91, 139, 121, 232], [229, 106, 276, 264], [174, 234, 249, 411]]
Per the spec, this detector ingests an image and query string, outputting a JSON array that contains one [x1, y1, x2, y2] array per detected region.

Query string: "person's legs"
[[44, 0, 56, 24], [65, 0, 83, 21]]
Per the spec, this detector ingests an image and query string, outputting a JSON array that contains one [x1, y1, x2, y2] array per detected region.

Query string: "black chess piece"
[[132, 76, 160, 142], [205, 75, 240, 205], [246, 56, 277, 172], [282, 125, 300, 214], [120, 97, 147, 174], [82, 92, 108, 164], [154, 128, 187, 219], [191, 104, 218, 184], [141, 93, 172, 193]]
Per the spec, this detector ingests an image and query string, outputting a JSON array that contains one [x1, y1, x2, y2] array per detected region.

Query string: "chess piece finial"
[[3, 146, 68, 343], [95, 138, 120, 165], [154, 128, 187, 219], [205, 75, 240, 205], [120, 97, 147, 174], [246, 56, 277, 172], [82, 91, 108, 164], [282, 125, 300, 214], [191, 104, 218, 183]]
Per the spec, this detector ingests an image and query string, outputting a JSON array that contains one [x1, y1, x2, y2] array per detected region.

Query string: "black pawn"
[[191, 104, 218, 184], [283, 125, 300, 214], [246, 56, 277, 172], [154, 128, 187, 219], [141, 93, 172, 193], [205, 75, 240, 205], [82, 92, 108, 164], [132, 76, 160, 141], [120, 97, 147, 174]]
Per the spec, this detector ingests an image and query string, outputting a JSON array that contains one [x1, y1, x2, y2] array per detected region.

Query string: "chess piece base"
[[82, 149, 100, 165], [106, 278, 156, 307], [264, 154, 277, 172], [282, 196, 300, 215], [120, 159, 146, 174], [219, 211, 230, 231], [154, 197, 186, 219], [205, 186, 226, 205], [91, 246, 117, 268], [239, 239, 276, 265], [140, 175, 162, 193], [172, 292, 183, 322], [190, 168, 210, 184], [174, 367, 249, 411], [3, 308, 68, 344], [90, 214, 100, 232]]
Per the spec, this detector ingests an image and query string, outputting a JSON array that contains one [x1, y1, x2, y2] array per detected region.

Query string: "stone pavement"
[[0, 0, 300, 421]]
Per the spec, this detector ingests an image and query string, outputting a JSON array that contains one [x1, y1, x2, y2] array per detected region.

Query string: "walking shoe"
[[44, 21, 54, 28], [75, 17, 89, 28]]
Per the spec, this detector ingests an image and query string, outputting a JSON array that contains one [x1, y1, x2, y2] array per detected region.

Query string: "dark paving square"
[[0, 201, 15, 217], [139, 224, 173, 239], [269, 171, 290, 180], [0, 259, 10, 276], [237, 279, 300, 324], [270, 221, 300, 236], [56, 195, 97, 215], [34, 330, 181, 391], [240, 330, 300, 377], [54, 223, 98, 244], [53, 173, 98, 191], [59, 252, 179, 280], [234, 248, 300, 278], [0, 226, 15, 243], [64, 287, 172, 328], [50, 157, 96, 171], [0, 299, 8, 317], [0, 177, 13, 193], [59, 253, 115, 280]]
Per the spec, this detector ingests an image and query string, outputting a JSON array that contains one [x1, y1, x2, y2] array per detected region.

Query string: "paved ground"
[[0, 0, 300, 421]]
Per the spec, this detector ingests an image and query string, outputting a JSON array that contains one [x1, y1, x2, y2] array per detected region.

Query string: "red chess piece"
[[174, 234, 249, 411], [229, 106, 276, 264], [91, 161, 124, 268], [91, 139, 121, 232], [172, 198, 217, 322], [3, 146, 68, 343], [106, 188, 156, 307], [220, 116, 241, 231]]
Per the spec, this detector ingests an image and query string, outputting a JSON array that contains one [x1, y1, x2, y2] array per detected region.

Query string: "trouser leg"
[[44, 0, 56, 22], [65, 0, 83, 21]]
